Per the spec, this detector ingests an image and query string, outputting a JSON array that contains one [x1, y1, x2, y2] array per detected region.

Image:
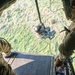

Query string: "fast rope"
[[7, 52, 18, 65], [34, 0, 56, 39], [35, 0, 45, 28]]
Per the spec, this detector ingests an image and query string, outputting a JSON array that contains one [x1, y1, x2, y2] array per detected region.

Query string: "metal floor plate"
[[5, 52, 55, 75]]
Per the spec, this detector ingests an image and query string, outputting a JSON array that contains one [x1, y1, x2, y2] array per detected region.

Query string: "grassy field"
[[0, 0, 75, 69], [0, 0, 65, 54]]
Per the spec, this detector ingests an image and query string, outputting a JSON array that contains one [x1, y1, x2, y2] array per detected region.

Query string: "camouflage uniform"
[[0, 37, 12, 57], [0, 53, 16, 75], [55, 20, 75, 67], [55, 0, 75, 67]]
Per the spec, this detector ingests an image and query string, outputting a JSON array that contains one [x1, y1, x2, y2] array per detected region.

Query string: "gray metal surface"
[[6, 52, 55, 75]]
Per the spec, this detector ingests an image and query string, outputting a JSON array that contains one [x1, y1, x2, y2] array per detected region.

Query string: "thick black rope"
[[35, 0, 45, 28]]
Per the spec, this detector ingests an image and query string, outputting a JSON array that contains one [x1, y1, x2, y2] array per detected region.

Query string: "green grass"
[[0, 0, 73, 55], [0, 0, 61, 55]]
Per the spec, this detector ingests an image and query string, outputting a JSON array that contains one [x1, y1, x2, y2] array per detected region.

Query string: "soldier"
[[0, 53, 16, 75], [55, 22, 75, 67], [55, 0, 75, 67]]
